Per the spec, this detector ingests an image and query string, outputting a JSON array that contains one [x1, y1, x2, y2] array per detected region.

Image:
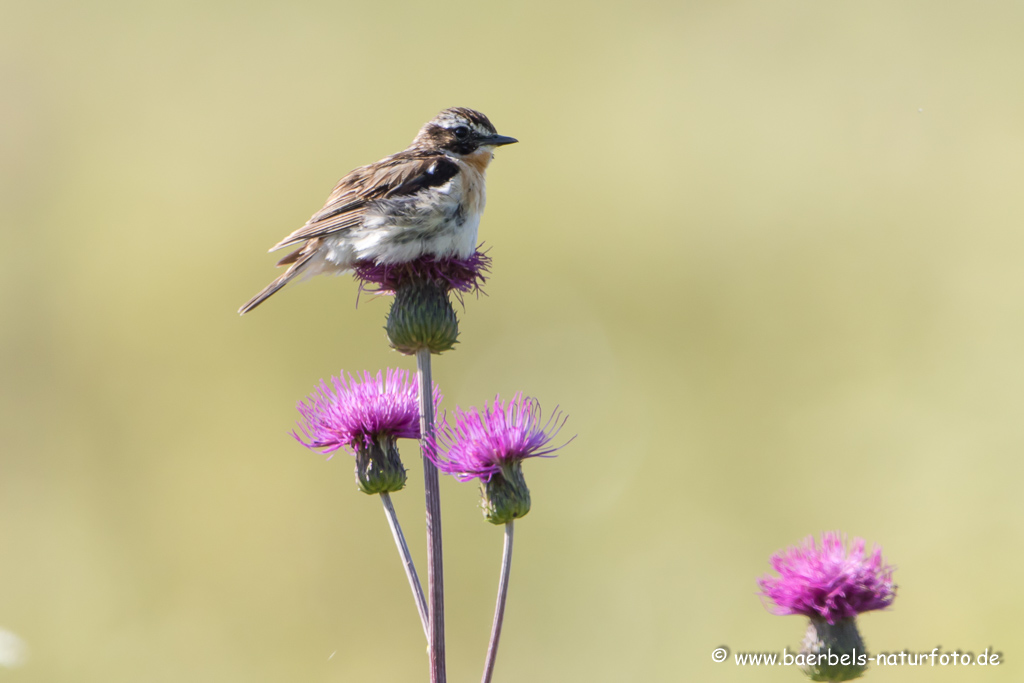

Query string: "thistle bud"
[[353, 251, 491, 356], [482, 462, 531, 525], [354, 434, 408, 494], [386, 279, 459, 355], [800, 617, 868, 682]]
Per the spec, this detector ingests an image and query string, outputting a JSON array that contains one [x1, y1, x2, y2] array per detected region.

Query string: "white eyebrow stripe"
[[434, 115, 494, 136]]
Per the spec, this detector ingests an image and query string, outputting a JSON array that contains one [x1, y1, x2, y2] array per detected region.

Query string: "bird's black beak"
[[480, 134, 518, 147]]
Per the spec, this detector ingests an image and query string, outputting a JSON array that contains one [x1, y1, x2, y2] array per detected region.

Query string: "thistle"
[[293, 369, 439, 494], [292, 368, 442, 636], [429, 393, 569, 524], [354, 250, 492, 355], [759, 532, 896, 682], [427, 392, 570, 683]]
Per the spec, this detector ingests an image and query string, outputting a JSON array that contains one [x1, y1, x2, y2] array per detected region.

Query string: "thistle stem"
[[481, 521, 515, 683], [379, 492, 429, 639], [417, 348, 446, 683]]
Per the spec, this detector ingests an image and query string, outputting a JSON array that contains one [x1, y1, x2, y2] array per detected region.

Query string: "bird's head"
[[413, 107, 518, 157]]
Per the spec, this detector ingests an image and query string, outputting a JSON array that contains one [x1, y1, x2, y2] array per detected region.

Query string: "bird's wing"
[[269, 152, 460, 252]]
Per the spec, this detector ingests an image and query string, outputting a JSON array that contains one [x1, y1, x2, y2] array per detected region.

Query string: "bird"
[[239, 107, 517, 314]]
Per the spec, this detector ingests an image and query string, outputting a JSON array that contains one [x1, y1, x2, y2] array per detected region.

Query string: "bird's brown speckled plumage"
[[239, 108, 516, 314]]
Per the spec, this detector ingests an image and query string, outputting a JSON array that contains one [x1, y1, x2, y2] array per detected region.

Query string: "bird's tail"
[[238, 250, 315, 315]]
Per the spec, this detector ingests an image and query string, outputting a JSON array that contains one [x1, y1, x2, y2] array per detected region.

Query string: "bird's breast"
[[458, 161, 487, 219]]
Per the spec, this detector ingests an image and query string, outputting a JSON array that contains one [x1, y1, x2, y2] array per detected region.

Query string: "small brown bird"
[[239, 107, 517, 314]]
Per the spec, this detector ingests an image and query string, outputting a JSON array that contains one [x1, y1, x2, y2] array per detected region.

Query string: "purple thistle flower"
[[429, 393, 568, 482], [354, 249, 492, 298], [359, 248, 491, 355], [428, 394, 570, 524], [294, 369, 441, 494], [759, 532, 895, 625], [295, 369, 437, 455]]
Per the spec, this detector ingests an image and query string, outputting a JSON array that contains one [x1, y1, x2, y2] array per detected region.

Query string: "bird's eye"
[[453, 126, 470, 139]]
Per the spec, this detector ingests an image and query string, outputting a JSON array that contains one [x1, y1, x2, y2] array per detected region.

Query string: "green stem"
[[481, 521, 515, 683], [379, 492, 429, 639], [417, 348, 446, 683]]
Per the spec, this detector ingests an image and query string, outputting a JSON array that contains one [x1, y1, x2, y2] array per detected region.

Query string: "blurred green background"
[[2, 0, 1022, 680]]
